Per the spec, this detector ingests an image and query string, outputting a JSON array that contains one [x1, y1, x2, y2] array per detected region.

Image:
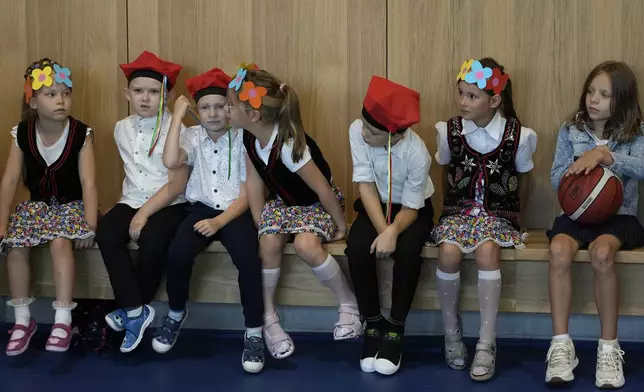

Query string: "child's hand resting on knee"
[[370, 225, 398, 259]]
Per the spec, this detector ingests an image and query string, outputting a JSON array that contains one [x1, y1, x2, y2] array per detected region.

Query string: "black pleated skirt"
[[547, 214, 644, 250]]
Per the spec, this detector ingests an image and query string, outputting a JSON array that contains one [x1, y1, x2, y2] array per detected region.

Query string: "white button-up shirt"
[[350, 119, 434, 210], [434, 111, 537, 172], [114, 113, 186, 209], [180, 126, 246, 210]]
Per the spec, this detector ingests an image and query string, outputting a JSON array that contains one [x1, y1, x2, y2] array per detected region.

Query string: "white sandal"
[[445, 317, 468, 370], [470, 341, 497, 381], [263, 312, 295, 359], [333, 305, 364, 340]]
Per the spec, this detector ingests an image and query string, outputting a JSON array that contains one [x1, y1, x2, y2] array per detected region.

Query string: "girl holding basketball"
[[432, 58, 537, 381], [546, 61, 644, 389]]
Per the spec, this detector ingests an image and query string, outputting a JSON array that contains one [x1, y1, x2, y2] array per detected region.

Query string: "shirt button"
[[214, 189, 218, 193], [212, 170, 216, 174], [139, 170, 143, 173], [214, 150, 218, 154], [216, 204, 220, 209], [135, 151, 139, 155]]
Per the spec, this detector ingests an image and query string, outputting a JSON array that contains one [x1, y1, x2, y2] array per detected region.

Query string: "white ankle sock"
[[436, 269, 461, 334], [246, 327, 262, 338], [478, 269, 501, 344], [262, 268, 281, 316], [51, 308, 72, 339], [127, 306, 143, 318], [553, 334, 570, 341], [11, 304, 31, 340], [168, 309, 185, 322]]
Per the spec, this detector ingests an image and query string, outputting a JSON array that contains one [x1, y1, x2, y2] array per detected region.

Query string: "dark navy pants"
[[165, 202, 264, 328]]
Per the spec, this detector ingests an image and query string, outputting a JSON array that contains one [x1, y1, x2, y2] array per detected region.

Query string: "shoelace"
[[546, 342, 572, 367], [597, 348, 625, 372]]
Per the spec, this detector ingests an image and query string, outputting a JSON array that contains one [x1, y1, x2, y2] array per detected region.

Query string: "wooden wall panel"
[[0, 1, 29, 205], [0, 0, 128, 211], [388, 0, 644, 229], [127, 0, 387, 222]]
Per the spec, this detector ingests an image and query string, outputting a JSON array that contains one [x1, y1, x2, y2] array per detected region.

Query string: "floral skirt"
[[0, 198, 94, 253], [430, 214, 526, 253], [258, 182, 344, 242]]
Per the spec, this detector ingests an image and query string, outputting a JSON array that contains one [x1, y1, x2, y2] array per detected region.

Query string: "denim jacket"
[[551, 123, 644, 216]]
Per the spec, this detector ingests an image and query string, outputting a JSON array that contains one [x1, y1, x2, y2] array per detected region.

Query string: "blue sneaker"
[[105, 309, 127, 332], [120, 305, 155, 353], [152, 311, 187, 354]]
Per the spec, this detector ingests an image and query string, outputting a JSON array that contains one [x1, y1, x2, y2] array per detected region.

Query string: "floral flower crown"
[[228, 62, 269, 109], [456, 59, 509, 95], [23, 58, 72, 104]]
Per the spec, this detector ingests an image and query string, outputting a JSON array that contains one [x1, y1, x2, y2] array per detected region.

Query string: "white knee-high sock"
[[436, 269, 461, 334], [262, 268, 281, 316], [478, 269, 502, 344], [311, 254, 357, 306]]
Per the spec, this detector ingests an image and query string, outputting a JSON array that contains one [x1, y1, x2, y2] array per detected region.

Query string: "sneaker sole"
[[595, 379, 625, 389], [121, 306, 155, 353], [546, 356, 579, 384], [152, 311, 187, 354], [242, 356, 265, 374], [105, 315, 124, 332], [360, 357, 376, 373], [374, 356, 401, 376]]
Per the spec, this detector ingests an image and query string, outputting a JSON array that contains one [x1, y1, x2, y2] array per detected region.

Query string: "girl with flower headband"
[[545, 61, 644, 389], [227, 65, 362, 359], [0, 58, 98, 355], [431, 57, 537, 380]]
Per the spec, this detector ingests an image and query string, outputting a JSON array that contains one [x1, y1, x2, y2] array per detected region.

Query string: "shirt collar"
[[201, 126, 240, 143], [361, 120, 408, 159], [388, 130, 408, 159], [135, 110, 171, 127], [461, 110, 504, 140], [257, 124, 279, 153]]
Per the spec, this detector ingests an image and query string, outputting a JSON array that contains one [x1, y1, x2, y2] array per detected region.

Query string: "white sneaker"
[[595, 340, 625, 389], [545, 338, 579, 384]]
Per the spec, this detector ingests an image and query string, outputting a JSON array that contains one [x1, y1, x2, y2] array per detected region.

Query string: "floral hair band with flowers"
[[23, 58, 72, 104], [228, 63, 286, 109], [456, 59, 509, 95]]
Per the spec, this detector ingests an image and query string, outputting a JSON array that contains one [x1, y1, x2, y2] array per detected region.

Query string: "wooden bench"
[[2, 230, 644, 315]]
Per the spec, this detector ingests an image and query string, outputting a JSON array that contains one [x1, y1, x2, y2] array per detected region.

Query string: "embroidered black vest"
[[243, 130, 332, 207], [17, 117, 88, 204], [441, 116, 522, 228]]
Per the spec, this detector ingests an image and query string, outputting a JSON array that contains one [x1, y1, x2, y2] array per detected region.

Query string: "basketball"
[[558, 166, 623, 224]]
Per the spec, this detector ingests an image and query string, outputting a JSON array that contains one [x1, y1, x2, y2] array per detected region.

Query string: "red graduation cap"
[[119, 51, 182, 89], [185, 68, 232, 102], [362, 75, 420, 133]]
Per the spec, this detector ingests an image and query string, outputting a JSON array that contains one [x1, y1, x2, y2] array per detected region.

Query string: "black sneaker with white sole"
[[242, 334, 265, 374]]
